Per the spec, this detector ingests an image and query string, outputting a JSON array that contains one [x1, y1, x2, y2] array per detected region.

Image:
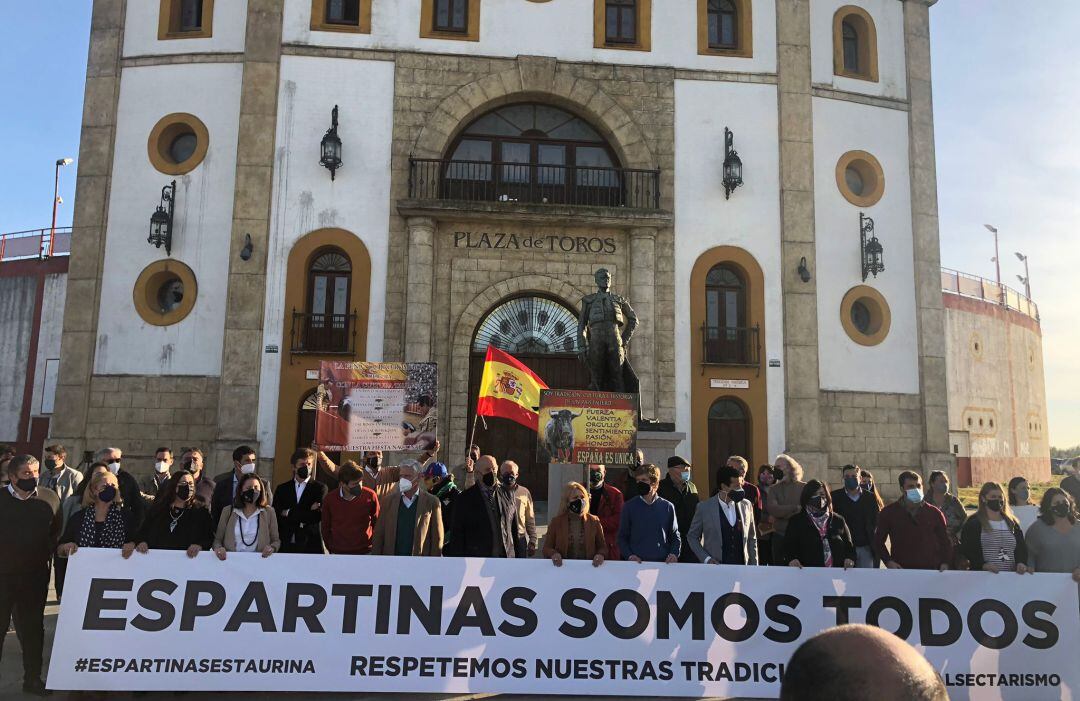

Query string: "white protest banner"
[[49, 550, 1079, 699]]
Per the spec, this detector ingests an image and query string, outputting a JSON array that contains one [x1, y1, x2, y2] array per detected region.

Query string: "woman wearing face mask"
[[766, 454, 807, 566], [1007, 477, 1033, 507], [858, 469, 885, 510], [784, 480, 855, 569], [959, 482, 1029, 574], [1024, 488, 1080, 582], [925, 470, 966, 567], [60, 462, 110, 535], [543, 482, 607, 568], [213, 473, 280, 560], [754, 465, 776, 562], [122, 470, 213, 559], [57, 471, 132, 557]]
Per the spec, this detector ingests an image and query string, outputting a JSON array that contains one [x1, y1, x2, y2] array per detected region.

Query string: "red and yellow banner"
[[476, 347, 548, 430]]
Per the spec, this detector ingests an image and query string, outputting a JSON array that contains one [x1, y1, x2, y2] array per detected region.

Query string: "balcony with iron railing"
[[0, 227, 72, 262], [289, 310, 358, 362], [941, 268, 1039, 321], [407, 158, 662, 212], [700, 324, 761, 373]]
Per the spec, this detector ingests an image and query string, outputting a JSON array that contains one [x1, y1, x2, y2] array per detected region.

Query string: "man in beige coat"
[[371, 460, 443, 556]]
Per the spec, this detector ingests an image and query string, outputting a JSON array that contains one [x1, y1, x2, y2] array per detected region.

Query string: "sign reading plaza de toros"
[[454, 230, 618, 254]]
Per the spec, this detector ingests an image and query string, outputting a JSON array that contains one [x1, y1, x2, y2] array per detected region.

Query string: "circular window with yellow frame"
[[836, 150, 885, 207], [133, 259, 198, 326], [840, 285, 890, 346], [148, 113, 209, 176]]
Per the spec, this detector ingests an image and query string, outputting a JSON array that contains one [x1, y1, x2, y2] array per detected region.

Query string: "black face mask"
[[481, 471, 496, 488], [176, 483, 192, 501], [635, 481, 652, 498], [366, 457, 379, 470], [986, 499, 1003, 513], [730, 489, 746, 503], [1052, 502, 1071, 518], [500, 472, 516, 487], [809, 495, 828, 514], [568, 498, 585, 515], [861, 482, 874, 494], [348, 485, 364, 497], [98, 485, 117, 503], [242, 488, 258, 504], [589, 471, 604, 487], [15, 476, 38, 493], [296, 465, 310, 480]]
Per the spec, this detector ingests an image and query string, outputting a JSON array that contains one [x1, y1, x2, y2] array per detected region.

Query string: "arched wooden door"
[[707, 397, 751, 484], [466, 295, 590, 500]]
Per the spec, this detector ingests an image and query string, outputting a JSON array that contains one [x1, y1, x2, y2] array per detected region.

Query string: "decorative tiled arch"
[[412, 60, 657, 171], [448, 274, 591, 451]]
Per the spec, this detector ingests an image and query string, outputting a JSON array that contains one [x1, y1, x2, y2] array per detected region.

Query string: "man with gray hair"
[[371, 459, 443, 556], [0, 455, 62, 696], [495, 460, 538, 558], [95, 445, 146, 529]]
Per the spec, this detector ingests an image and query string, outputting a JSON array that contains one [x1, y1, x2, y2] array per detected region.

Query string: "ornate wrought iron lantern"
[[320, 105, 343, 180], [148, 180, 176, 255], [860, 212, 884, 281], [722, 127, 743, 200]]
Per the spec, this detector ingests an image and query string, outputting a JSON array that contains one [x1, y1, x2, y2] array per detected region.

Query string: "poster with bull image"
[[314, 361, 437, 452], [537, 389, 638, 464]]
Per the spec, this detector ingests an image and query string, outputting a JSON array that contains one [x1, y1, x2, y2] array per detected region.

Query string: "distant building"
[[942, 269, 1049, 486]]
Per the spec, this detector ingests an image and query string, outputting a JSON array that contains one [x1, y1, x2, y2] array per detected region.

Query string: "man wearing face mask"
[[448, 455, 502, 557], [210, 445, 272, 529], [371, 460, 443, 556], [274, 448, 329, 554], [179, 448, 216, 506], [688, 464, 758, 566], [95, 446, 146, 532], [829, 464, 880, 568], [587, 464, 624, 561], [41, 444, 83, 601], [140, 446, 174, 500], [873, 471, 952, 571], [657, 456, 700, 563], [617, 464, 680, 564], [320, 461, 379, 554], [422, 462, 460, 538], [493, 460, 537, 559], [0, 455, 63, 696]]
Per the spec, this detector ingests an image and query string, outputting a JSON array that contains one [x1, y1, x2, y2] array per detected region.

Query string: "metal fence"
[[700, 324, 760, 369], [941, 267, 1039, 320], [0, 227, 72, 262]]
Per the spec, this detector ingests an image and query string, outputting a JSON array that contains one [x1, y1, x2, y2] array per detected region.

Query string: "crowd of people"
[[1, 440, 1079, 695]]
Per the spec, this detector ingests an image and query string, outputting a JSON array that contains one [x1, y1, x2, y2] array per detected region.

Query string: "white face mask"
[[107, 461, 121, 475], [240, 462, 256, 475], [399, 478, 414, 494], [154, 461, 170, 474]]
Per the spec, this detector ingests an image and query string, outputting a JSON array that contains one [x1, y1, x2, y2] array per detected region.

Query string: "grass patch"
[[957, 475, 1064, 511]]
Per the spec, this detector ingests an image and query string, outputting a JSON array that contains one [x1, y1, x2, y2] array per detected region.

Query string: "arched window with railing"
[[703, 263, 756, 366], [293, 247, 356, 355]]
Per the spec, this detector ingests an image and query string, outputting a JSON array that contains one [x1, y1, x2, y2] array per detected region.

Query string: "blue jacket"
[[616, 495, 681, 562]]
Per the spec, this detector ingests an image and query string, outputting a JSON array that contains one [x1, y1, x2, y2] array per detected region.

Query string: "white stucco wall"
[[30, 274, 66, 416], [283, 0, 776, 74], [812, 96, 918, 394], [0, 276, 35, 441], [256, 55, 395, 456], [673, 79, 786, 459], [123, 0, 248, 57], [810, 0, 907, 100], [95, 63, 243, 376]]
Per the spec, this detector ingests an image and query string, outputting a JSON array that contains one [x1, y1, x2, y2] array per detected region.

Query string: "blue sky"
[[1, 3, 1077, 446]]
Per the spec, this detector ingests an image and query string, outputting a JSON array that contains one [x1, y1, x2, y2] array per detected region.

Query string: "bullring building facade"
[[54, 0, 950, 499]]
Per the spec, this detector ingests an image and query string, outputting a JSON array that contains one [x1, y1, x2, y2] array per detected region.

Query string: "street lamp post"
[[49, 157, 74, 257], [1015, 251, 1031, 299], [984, 224, 1004, 305]]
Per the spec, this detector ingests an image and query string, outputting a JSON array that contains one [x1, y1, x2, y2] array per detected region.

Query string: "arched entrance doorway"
[[707, 397, 750, 487], [466, 295, 590, 500]]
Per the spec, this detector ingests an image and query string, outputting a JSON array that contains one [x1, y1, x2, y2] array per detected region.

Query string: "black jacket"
[[117, 470, 147, 531], [448, 484, 495, 558], [784, 511, 855, 567], [273, 479, 328, 554], [829, 488, 879, 548], [657, 475, 700, 563], [211, 473, 272, 529], [0, 487, 62, 574], [959, 515, 1029, 570]]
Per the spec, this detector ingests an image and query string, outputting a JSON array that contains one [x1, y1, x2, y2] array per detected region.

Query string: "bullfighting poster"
[[536, 389, 638, 464], [314, 361, 437, 452]]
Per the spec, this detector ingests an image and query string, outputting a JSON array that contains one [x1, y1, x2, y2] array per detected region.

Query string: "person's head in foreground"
[[780, 624, 947, 701]]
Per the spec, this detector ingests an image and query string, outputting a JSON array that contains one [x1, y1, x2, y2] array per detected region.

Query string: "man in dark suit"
[[274, 448, 328, 554], [211, 445, 271, 528], [657, 455, 700, 563], [448, 455, 500, 557]]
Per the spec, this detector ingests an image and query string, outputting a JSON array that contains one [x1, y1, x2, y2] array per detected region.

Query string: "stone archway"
[[412, 57, 657, 172]]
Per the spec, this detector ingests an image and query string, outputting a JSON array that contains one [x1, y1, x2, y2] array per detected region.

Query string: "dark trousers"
[[0, 570, 50, 681], [771, 532, 787, 566], [53, 554, 68, 601]]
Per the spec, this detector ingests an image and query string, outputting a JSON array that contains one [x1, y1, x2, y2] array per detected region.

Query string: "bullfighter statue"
[[577, 268, 639, 393]]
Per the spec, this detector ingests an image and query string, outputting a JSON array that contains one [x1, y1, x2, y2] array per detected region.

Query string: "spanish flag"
[[476, 346, 548, 430]]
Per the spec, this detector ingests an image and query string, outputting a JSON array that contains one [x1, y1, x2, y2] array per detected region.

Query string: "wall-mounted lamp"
[[240, 233, 253, 261], [722, 127, 743, 200], [860, 212, 884, 281], [320, 105, 343, 181], [148, 180, 176, 256], [797, 256, 811, 283]]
